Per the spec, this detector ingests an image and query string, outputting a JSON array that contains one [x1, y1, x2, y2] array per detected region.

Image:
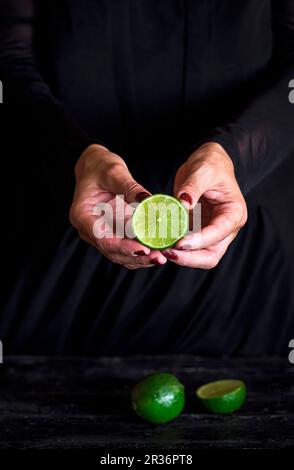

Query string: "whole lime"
[[131, 372, 185, 424]]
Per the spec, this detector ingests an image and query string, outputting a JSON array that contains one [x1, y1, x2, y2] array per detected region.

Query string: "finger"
[[77, 225, 168, 267], [121, 246, 168, 266], [163, 248, 218, 269], [99, 237, 151, 256], [147, 250, 168, 265], [176, 204, 243, 250], [70, 200, 169, 264], [98, 235, 166, 260], [163, 232, 237, 269], [124, 263, 155, 270], [102, 252, 154, 268], [99, 251, 166, 269], [70, 198, 148, 251], [104, 164, 151, 204], [174, 164, 216, 209], [124, 253, 167, 269]]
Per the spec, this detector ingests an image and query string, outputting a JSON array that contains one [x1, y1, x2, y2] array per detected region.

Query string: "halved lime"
[[132, 194, 188, 249], [196, 379, 246, 414], [131, 372, 185, 424]]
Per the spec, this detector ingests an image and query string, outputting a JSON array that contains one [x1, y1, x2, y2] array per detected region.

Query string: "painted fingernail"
[[136, 192, 150, 202], [162, 249, 178, 260], [179, 193, 192, 206], [151, 259, 161, 265], [133, 250, 147, 256]]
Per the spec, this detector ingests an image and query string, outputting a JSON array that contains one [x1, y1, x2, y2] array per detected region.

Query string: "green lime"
[[196, 379, 246, 414], [132, 194, 188, 249], [131, 372, 185, 424]]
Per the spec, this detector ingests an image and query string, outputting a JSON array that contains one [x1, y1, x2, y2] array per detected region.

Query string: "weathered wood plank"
[[0, 356, 293, 449]]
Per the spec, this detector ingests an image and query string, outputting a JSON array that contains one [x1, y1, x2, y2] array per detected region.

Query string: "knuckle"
[[106, 161, 124, 180], [216, 226, 224, 243], [241, 204, 248, 226], [235, 200, 248, 228], [202, 159, 216, 174], [96, 239, 116, 259], [194, 159, 216, 178], [180, 180, 201, 199], [100, 239, 112, 253], [211, 224, 224, 243], [187, 180, 202, 194], [121, 178, 140, 197], [70, 202, 89, 230], [127, 255, 145, 268], [109, 254, 121, 265], [135, 259, 149, 268]]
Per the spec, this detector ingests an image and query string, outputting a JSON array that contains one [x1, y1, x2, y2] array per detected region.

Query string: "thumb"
[[106, 164, 151, 204]]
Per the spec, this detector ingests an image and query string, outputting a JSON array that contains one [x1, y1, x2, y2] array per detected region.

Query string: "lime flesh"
[[196, 379, 246, 414], [132, 194, 188, 249], [131, 372, 185, 424]]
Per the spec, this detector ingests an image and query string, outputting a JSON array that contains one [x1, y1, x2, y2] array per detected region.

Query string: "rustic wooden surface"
[[0, 355, 293, 449]]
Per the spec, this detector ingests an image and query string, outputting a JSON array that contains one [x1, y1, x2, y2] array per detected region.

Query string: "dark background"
[[1, 0, 294, 356]]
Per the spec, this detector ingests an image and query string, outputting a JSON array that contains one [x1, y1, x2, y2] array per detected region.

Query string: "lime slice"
[[132, 194, 188, 249], [196, 379, 246, 414], [131, 372, 185, 424]]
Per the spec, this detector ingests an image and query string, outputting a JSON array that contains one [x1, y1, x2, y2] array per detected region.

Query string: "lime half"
[[131, 372, 185, 424], [196, 379, 246, 414], [132, 194, 188, 249]]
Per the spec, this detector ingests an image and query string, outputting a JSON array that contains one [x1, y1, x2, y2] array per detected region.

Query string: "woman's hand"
[[70, 144, 167, 269], [162, 142, 247, 268]]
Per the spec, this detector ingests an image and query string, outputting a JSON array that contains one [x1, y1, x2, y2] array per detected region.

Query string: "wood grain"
[[0, 356, 293, 449]]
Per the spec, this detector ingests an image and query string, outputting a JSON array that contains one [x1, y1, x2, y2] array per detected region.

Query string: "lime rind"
[[132, 194, 188, 250], [196, 379, 246, 414]]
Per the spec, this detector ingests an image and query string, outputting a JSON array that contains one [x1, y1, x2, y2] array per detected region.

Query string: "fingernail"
[[151, 259, 161, 265], [179, 193, 192, 206], [162, 249, 178, 260], [180, 244, 191, 251], [136, 192, 150, 203], [133, 250, 147, 256]]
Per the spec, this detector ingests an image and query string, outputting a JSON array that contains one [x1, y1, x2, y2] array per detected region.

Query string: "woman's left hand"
[[162, 142, 248, 269]]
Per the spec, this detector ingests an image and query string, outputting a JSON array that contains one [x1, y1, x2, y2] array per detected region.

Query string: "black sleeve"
[[0, 0, 107, 164], [200, 0, 294, 194]]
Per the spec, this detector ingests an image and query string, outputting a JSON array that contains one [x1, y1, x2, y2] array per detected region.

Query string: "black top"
[[1, 0, 294, 193], [1, 0, 294, 355]]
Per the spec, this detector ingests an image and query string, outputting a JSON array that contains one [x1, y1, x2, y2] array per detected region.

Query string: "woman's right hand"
[[69, 144, 167, 269]]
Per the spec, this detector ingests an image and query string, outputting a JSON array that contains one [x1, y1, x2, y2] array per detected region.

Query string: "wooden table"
[[0, 355, 293, 449]]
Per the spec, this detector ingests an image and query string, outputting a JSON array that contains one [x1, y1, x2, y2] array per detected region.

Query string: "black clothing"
[[1, 0, 294, 355]]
